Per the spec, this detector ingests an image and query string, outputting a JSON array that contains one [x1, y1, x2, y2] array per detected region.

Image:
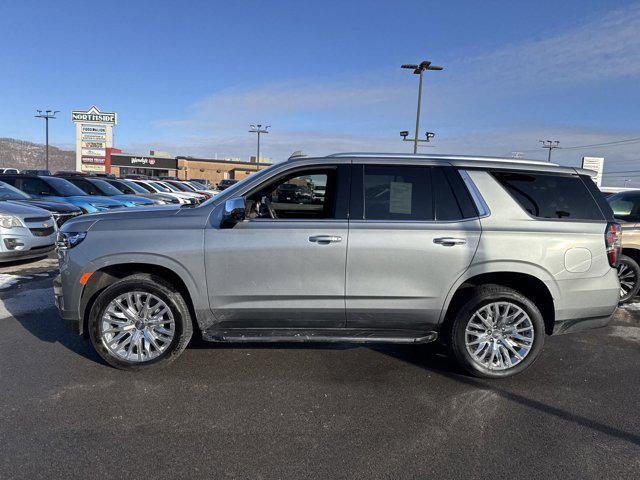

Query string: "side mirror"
[[221, 197, 246, 228]]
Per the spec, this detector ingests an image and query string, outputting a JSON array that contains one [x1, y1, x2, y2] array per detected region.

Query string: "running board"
[[201, 328, 438, 344]]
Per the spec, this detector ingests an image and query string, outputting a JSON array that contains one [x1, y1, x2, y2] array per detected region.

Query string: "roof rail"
[[325, 152, 557, 166]]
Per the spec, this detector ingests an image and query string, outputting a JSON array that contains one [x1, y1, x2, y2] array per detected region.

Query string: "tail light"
[[605, 222, 622, 267]]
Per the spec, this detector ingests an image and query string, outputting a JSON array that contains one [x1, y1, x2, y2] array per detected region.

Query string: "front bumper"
[[0, 243, 54, 262], [54, 273, 82, 334]]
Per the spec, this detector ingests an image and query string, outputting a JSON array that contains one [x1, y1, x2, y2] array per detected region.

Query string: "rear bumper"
[[552, 268, 619, 332]]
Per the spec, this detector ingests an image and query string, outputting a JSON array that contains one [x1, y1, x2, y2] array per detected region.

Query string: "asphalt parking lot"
[[1, 256, 639, 480]]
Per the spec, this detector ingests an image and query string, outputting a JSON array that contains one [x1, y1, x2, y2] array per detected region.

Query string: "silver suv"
[[54, 153, 620, 378]]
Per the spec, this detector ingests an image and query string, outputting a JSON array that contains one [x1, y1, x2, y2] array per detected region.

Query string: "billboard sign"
[[81, 156, 106, 165], [82, 141, 106, 149], [72, 105, 117, 125], [582, 157, 604, 187], [82, 148, 106, 157], [82, 125, 107, 133]]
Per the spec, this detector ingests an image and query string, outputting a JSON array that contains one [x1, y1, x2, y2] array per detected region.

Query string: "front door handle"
[[309, 235, 342, 244], [433, 237, 467, 246]]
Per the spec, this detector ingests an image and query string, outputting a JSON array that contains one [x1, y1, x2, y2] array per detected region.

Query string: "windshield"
[[189, 181, 207, 189], [119, 180, 149, 194], [45, 177, 88, 196], [150, 181, 171, 192], [0, 181, 31, 200], [179, 182, 196, 192], [91, 179, 125, 196], [159, 182, 181, 192]]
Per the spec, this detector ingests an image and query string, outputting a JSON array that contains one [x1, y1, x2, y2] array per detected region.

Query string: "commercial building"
[[105, 150, 271, 185]]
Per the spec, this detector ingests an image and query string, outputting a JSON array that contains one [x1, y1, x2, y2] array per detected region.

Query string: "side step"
[[201, 328, 438, 344]]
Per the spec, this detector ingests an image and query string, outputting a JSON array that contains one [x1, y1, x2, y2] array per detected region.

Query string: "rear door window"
[[363, 165, 433, 221], [492, 171, 604, 220]]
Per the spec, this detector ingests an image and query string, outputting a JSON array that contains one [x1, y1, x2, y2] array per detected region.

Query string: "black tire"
[[88, 273, 193, 370], [448, 284, 545, 379], [617, 254, 640, 304]]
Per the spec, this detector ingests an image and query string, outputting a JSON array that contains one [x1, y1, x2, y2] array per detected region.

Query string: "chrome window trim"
[[458, 170, 490, 217]]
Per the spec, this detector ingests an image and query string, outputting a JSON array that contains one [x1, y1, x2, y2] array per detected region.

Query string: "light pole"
[[539, 140, 560, 162], [401, 60, 443, 153], [249, 124, 270, 163], [35, 109, 59, 171]]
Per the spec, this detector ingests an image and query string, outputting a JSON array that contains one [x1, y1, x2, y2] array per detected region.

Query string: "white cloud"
[[138, 3, 640, 172]]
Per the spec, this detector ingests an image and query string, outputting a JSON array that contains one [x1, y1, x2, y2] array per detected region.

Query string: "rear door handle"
[[433, 237, 467, 246], [309, 235, 342, 244]]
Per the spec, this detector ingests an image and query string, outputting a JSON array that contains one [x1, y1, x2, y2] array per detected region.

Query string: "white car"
[[0, 201, 56, 263], [0, 168, 20, 174], [154, 181, 206, 203], [184, 181, 220, 197], [131, 180, 197, 205]]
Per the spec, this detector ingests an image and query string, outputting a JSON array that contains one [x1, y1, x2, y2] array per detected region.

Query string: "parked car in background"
[[55, 153, 620, 378], [606, 190, 640, 302], [0, 174, 127, 213], [216, 178, 237, 190], [155, 180, 206, 203], [56, 175, 158, 207], [1, 201, 56, 263], [0, 168, 20, 174], [0, 181, 82, 226], [189, 178, 211, 188], [183, 180, 219, 197], [22, 169, 52, 176], [104, 178, 180, 205], [163, 180, 213, 200], [131, 180, 198, 205]]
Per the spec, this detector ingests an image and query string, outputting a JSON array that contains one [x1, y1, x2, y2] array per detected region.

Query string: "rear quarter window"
[[492, 171, 604, 221]]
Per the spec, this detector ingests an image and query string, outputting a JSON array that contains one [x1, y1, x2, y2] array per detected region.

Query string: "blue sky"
[[1, 0, 639, 184]]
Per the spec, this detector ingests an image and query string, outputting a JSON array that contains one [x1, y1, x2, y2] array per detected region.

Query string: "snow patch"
[[0, 273, 26, 290]]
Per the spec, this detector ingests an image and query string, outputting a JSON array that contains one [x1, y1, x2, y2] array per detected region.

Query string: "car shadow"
[[1, 281, 105, 365], [373, 342, 640, 447]]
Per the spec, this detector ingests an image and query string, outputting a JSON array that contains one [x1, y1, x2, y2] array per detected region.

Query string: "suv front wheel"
[[448, 285, 545, 378], [88, 273, 193, 370]]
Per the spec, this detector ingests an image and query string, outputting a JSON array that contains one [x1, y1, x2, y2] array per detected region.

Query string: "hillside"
[[0, 137, 75, 172]]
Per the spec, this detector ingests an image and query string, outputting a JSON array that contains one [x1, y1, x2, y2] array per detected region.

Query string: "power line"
[[560, 137, 640, 150]]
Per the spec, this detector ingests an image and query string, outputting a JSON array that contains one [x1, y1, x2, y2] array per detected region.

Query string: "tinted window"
[[432, 167, 463, 221], [21, 178, 52, 195], [44, 177, 87, 196], [492, 171, 603, 220], [607, 193, 640, 222], [91, 179, 123, 195], [363, 165, 432, 221], [107, 180, 133, 194], [68, 178, 102, 195]]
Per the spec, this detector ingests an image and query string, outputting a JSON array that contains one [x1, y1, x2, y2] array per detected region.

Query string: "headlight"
[[56, 231, 87, 250], [0, 215, 24, 228]]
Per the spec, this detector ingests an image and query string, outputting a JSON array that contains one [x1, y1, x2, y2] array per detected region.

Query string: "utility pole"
[[539, 140, 560, 162], [35, 110, 59, 171], [249, 124, 270, 163], [401, 60, 443, 153]]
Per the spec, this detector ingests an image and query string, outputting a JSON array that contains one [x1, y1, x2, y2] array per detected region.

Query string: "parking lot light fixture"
[[34, 109, 59, 171], [401, 60, 443, 153], [249, 124, 270, 164]]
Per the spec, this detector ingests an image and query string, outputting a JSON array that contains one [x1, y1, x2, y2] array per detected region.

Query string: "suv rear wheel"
[[617, 254, 640, 303], [88, 273, 193, 370], [448, 285, 545, 378]]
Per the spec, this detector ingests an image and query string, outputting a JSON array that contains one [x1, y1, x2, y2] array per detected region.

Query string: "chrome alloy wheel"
[[617, 262, 637, 300], [465, 301, 534, 371], [100, 292, 175, 363]]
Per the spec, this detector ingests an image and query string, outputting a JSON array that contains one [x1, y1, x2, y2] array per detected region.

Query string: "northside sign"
[[72, 105, 117, 125]]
